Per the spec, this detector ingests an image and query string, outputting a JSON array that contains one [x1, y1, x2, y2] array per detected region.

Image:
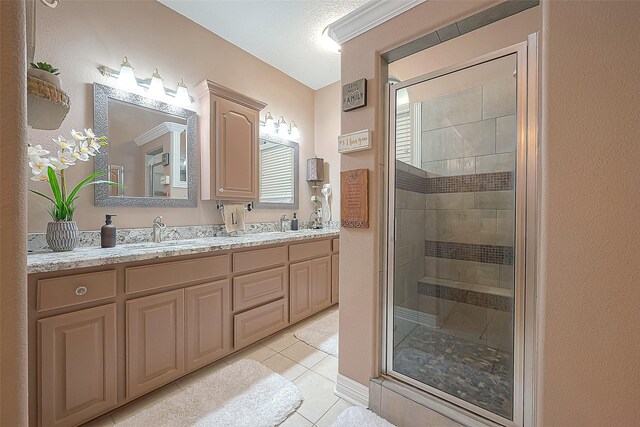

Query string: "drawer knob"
[[75, 286, 88, 296], [219, 188, 224, 193]]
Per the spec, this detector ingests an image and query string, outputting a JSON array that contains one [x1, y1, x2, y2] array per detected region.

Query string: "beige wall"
[[538, 1, 640, 425], [27, 0, 322, 232], [314, 81, 341, 221], [0, 0, 28, 424], [338, 0, 539, 387]]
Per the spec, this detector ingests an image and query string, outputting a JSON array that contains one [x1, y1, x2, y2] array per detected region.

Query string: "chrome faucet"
[[153, 216, 166, 243], [280, 214, 289, 232]]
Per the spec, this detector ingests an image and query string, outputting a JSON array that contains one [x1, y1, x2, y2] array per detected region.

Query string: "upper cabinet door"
[[197, 80, 266, 201], [215, 98, 259, 200]]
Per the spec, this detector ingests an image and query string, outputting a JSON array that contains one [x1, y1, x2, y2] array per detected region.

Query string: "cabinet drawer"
[[289, 239, 331, 262], [233, 246, 287, 273], [234, 298, 287, 350], [233, 267, 286, 312], [37, 270, 116, 312], [126, 255, 229, 294], [332, 238, 340, 252]]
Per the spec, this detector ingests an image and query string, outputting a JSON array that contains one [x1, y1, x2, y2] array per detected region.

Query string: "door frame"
[[381, 33, 539, 427]]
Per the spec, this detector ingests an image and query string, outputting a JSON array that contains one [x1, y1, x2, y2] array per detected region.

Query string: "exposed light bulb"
[[277, 117, 288, 137], [289, 121, 300, 139], [175, 78, 191, 107], [117, 56, 138, 92], [148, 68, 167, 101]]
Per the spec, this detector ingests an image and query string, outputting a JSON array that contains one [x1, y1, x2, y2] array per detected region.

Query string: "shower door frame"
[[382, 34, 539, 427]]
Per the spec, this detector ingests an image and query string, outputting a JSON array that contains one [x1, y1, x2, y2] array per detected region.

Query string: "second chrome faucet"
[[153, 216, 166, 243]]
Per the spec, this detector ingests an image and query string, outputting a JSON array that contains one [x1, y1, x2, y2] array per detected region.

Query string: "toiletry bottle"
[[101, 214, 117, 248], [291, 213, 299, 231]]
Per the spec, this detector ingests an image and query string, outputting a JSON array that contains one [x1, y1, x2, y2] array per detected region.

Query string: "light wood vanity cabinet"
[[38, 304, 117, 427], [196, 80, 266, 201], [126, 289, 185, 399], [28, 236, 339, 426]]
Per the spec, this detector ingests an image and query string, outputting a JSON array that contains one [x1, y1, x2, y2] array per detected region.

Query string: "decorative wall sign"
[[341, 169, 369, 228], [342, 78, 367, 111], [338, 129, 371, 153]]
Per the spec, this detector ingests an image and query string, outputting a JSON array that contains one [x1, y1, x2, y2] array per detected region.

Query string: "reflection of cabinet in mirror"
[[196, 81, 266, 201]]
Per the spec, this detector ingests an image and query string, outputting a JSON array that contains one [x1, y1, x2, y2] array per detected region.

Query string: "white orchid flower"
[[29, 155, 52, 175], [87, 139, 101, 154], [31, 173, 49, 182], [28, 144, 49, 157], [84, 128, 96, 139], [71, 145, 90, 162], [53, 135, 76, 151], [70, 129, 88, 142], [49, 156, 70, 171], [56, 150, 76, 167]]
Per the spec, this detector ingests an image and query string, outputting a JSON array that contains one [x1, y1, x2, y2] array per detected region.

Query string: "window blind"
[[259, 143, 295, 203], [395, 103, 412, 164]]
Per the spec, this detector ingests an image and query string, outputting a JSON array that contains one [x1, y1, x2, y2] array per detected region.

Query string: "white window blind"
[[259, 143, 295, 203], [395, 103, 412, 164]]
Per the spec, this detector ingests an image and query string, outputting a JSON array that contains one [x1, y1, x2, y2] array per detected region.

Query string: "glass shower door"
[[387, 48, 526, 425]]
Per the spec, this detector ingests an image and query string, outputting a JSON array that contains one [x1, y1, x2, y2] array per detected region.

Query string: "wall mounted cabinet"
[[196, 80, 266, 201]]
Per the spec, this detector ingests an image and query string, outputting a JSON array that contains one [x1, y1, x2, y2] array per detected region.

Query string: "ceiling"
[[158, 0, 371, 90]]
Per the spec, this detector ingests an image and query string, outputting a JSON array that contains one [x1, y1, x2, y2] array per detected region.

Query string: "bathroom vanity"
[[27, 230, 339, 427]]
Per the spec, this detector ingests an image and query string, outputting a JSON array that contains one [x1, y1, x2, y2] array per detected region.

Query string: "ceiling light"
[[289, 121, 300, 139], [117, 56, 138, 92], [148, 68, 166, 101], [175, 78, 191, 107], [321, 27, 341, 53]]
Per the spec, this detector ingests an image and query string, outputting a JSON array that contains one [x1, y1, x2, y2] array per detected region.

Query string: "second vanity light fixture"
[[99, 57, 193, 107], [261, 112, 300, 139]]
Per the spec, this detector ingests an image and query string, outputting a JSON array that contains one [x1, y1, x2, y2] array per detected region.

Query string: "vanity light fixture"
[[117, 57, 138, 92], [289, 121, 301, 139], [147, 69, 167, 101], [99, 57, 194, 108], [174, 78, 191, 107], [259, 112, 300, 139], [277, 116, 288, 137]]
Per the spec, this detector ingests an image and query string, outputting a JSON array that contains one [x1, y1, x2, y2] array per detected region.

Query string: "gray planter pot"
[[46, 221, 79, 252]]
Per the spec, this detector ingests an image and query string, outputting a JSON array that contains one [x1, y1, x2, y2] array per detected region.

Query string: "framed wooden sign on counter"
[[340, 169, 368, 228]]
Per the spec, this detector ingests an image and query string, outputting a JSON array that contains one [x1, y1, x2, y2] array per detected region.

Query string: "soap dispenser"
[[101, 214, 117, 248], [291, 213, 299, 231]]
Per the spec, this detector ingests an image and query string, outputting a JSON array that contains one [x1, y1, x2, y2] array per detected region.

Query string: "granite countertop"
[[27, 229, 340, 274]]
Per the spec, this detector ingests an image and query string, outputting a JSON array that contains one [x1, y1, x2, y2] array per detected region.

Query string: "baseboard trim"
[[335, 374, 369, 407]]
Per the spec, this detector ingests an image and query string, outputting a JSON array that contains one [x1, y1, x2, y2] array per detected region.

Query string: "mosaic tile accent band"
[[418, 281, 513, 312], [396, 169, 514, 194], [425, 240, 514, 265]]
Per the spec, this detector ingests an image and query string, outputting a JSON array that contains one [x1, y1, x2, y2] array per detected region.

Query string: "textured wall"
[[538, 1, 640, 425], [27, 0, 319, 232], [0, 0, 28, 424]]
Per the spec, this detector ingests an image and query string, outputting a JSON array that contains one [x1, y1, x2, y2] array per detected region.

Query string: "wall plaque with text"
[[340, 169, 369, 228], [342, 78, 367, 111], [338, 129, 371, 153]]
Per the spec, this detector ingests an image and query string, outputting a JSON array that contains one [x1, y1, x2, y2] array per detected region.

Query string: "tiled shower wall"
[[394, 161, 426, 312], [421, 78, 516, 292]]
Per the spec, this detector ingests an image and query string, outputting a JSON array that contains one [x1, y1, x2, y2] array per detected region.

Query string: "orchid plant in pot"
[[29, 129, 115, 252]]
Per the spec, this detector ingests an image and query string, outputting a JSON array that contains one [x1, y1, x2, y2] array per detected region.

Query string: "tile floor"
[[84, 305, 349, 427]]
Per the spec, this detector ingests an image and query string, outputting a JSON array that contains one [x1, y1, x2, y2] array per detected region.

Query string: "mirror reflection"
[[257, 135, 298, 209], [107, 99, 188, 199]]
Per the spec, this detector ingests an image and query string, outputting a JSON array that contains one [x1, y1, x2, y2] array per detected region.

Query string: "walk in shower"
[[385, 40, 536, 426]]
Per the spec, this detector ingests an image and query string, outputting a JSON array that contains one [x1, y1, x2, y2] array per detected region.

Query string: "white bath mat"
[[330, 407, 395, 427], [295, 310, 339, 356], [115, 359, 302, 427]]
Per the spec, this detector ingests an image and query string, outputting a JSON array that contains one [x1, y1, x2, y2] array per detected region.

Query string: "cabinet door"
[[289, 261, 312, 323], [331, 253, 339, 304], [186, 280, 230, 372], [214, 97, 259, 200], [39, 304, 117, 427], [311, 256, 332, 311], [126, 289, 185, 399]]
